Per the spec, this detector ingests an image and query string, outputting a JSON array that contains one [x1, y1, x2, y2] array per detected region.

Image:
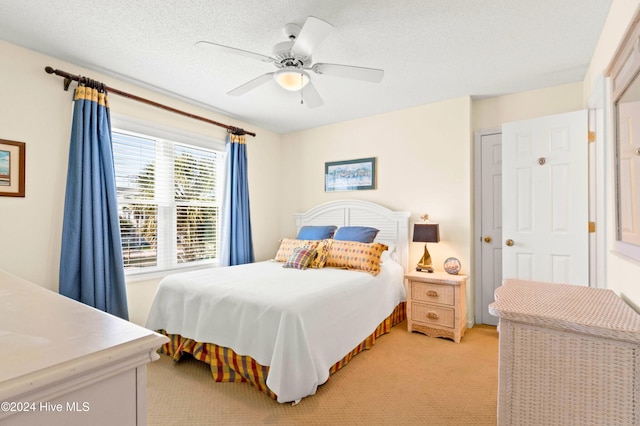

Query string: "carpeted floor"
[[146, 322, 498, 425]]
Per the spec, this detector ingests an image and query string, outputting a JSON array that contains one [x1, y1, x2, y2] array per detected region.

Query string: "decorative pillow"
[[333, 226, 379, 243], [283, 247, 318, 270], [275, 238, 319, 262], [296, 225, 337, 240], [325, 240, 388, 276], [308, 239, 333, 269]]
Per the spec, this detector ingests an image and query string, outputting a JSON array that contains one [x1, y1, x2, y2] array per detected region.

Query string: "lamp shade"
[[274, 69, 310, 91], [413, 223, 440, 243]]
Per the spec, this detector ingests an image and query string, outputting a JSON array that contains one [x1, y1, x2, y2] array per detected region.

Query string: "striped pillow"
[[283, 247, 318, 270], [325, 240, 388, 276]]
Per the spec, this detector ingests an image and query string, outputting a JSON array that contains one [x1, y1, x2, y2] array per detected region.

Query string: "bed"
[[146, 199, 410, 403]]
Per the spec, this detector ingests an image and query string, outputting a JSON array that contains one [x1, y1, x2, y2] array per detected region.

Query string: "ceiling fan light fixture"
[[274, 69, 310, 91]]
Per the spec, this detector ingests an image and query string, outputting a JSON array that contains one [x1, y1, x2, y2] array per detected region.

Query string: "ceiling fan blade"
[[196, 41, 274, 63], [291, 16, 333, 58], [311, 63, 384, 83], [227, 73, 274, 96], [302, 81, 324, 108]]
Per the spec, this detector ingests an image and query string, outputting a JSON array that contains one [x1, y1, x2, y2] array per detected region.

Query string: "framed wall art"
[[0, 139, 26, 197], [325, 157, 376, 192]]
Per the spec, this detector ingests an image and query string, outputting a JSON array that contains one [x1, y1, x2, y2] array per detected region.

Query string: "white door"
[[502, 110, 589, 285], [477, 131, 502, 326]]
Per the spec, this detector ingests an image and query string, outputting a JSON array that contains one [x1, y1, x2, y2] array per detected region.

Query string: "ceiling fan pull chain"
[[300, 74, 304, 104]]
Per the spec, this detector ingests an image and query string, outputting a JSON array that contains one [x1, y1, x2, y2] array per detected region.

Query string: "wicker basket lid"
[[489, 279, 640, 343]]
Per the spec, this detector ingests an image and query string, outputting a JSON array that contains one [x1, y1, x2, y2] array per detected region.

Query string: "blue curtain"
[[219, 133, 255, 266], [59, 83, 129, 320]]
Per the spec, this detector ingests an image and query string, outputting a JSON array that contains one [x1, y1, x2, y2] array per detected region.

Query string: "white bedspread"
[[145, 259, 405, 403]]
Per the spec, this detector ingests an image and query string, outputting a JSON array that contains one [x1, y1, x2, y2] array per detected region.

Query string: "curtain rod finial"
[[229, 126, 246, 136], [45, 66, 55, 74]]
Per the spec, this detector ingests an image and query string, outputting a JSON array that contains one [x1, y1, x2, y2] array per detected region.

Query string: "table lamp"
[[413, 223, 440, 272]]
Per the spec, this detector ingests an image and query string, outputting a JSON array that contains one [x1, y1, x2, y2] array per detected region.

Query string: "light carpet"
[[146, 322, 498, 425]]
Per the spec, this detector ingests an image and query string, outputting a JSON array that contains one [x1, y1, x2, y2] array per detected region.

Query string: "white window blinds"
[[112, 129, 222, 274]]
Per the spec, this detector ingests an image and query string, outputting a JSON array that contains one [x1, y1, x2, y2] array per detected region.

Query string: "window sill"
[[613, 241, 640, 264], [125, 262, 219, 283]]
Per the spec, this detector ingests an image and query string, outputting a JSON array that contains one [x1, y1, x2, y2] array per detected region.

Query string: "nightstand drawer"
[[411, 302, 455, 328], [411, 281, 455, 306]]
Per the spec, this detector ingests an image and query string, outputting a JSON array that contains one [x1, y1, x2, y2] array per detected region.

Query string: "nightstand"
[[404, 271, 467, 343]]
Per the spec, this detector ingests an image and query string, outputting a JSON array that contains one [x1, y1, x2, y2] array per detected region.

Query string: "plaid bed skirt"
[[157, 301, 406, 401]]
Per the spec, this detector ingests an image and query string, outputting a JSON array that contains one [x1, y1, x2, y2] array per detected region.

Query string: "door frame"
[[588, 74, 608, 289], [474, 127, 501, 325]]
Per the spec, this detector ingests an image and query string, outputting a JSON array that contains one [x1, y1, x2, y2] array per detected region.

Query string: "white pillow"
[[380, 243, 397, 263]]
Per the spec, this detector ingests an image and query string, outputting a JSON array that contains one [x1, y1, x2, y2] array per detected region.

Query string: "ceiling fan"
[[195, 16, 384, 108]]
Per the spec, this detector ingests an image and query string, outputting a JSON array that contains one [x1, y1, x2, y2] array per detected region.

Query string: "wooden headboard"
[[293, 200, 411, 271]]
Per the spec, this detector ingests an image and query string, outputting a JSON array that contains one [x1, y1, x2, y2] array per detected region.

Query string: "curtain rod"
[[44, 66, 256, 137]]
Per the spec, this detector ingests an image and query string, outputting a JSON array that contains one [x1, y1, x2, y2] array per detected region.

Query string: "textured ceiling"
[[0, 0, 612, 134]]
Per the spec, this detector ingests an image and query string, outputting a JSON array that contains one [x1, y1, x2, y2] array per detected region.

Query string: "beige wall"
[[583, 0, 640, 104], [473, 82, 584, 131], [4, 0, 640, 326], [0, 40, 282, 297], [279, 96, 474, 317], [277, 84, 589, 326], [469, 0, 640, 312], [0, 41, 591, 326]]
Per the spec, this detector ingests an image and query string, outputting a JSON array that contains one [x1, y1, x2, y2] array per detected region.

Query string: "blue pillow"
[[333, 226, 379, 243], [296, 225, 337, 240]]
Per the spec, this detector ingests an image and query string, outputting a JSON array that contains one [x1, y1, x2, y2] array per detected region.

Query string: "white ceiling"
[[0, 0, 612, 134]]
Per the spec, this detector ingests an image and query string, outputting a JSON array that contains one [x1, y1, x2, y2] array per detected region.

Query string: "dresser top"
[[0, 269, 167, 386], [489, 279, 640, 343]]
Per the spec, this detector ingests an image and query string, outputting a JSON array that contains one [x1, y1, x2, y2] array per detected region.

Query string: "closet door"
[[502, 110, 589, 286]]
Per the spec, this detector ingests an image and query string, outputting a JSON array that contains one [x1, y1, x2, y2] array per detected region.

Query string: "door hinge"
[[588, 131, 596, 143], [589, 221, 596, 233]]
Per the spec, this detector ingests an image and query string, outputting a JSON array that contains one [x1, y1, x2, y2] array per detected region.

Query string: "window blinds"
[[112, 130, 221, 274]]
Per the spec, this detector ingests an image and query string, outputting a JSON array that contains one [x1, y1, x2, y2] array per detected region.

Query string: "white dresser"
[[489, 279, 640, 426], [0, 270, 168, 425]]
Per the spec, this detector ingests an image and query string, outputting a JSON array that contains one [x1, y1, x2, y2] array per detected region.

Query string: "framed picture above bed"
[[325, 157, 376, 192], [0, 139, 26, 197]]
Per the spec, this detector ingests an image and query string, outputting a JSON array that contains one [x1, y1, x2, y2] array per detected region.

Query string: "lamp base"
[[415, 244, 434, 273]]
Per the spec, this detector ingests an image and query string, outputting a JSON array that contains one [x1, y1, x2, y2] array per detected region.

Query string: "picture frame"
[[325, 157, 376, 192], [0, 139, 26, 197]]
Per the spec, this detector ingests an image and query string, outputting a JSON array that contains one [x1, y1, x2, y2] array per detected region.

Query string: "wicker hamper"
[[489, 279, 640, 426]]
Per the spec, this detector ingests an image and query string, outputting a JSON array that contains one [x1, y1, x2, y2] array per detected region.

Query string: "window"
[[609, 9, 640, 261], [111, 122, 224, 275]]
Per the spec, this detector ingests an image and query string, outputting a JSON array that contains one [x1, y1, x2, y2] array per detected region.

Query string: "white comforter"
[[145, 259, 405, 403]]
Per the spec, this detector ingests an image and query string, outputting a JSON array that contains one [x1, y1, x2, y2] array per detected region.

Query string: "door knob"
[[505, 239, 514, 246], [484, 236, 492, 243]]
